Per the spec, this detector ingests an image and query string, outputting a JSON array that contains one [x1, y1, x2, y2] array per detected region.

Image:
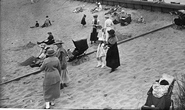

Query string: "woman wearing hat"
[[39, 48, 61, 109], [90, 15, 100, 44], [104, 15, 114, 42], [54, 40, 70, 89], [105, 29, 120, 73]]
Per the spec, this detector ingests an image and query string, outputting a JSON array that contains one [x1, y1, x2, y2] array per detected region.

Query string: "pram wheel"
[[82, 54, 89, 62]]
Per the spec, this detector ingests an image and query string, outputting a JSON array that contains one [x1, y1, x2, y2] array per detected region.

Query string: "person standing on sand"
[[104, 15, 114, 42], [39, 48, 61, 109], [96, 28, 106, 68], [54, 40, 70, 89], [90, 15, 100, 44], [105, 29, 120, 73], [81, 14, 86, 27]]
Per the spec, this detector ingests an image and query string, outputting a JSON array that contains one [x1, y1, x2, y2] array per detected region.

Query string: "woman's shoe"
[[63, 83, 68, 87], [109, 68, 115, 73], [45, 102, 50, 109], [50, 102, 55, 106]]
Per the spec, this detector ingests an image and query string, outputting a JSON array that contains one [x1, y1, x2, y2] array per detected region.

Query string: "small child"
[[96, 28, 106, 68], [30, 21, 39, 28], [81, 14, 86, 27]]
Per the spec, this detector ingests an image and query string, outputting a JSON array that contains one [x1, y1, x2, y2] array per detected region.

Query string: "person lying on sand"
[[105, 5, 121, 15], [91, 2, 102, 14], [30, 21, 39, 28], [41, 16, 52, 28], [37, 32, 55, 45], [73, 5, 85, 13]]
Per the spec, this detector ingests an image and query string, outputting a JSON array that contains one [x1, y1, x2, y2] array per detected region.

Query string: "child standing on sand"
[[96, 28, 106, 68]]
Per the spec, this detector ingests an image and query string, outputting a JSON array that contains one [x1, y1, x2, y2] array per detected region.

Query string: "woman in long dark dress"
[[106, 29, 120, 73], [90, 15, 99, 44], [81, 14, 86, 26]]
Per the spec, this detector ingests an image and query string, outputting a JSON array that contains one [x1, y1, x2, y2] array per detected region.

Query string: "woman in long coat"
[[54, 40, 70, 89], [90, 15, 100, 44], [106, 29, 120, 73], [39, 48, 61, 109]]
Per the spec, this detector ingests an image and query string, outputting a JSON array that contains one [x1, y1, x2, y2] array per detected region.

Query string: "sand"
[[1, 0, 185, 109]]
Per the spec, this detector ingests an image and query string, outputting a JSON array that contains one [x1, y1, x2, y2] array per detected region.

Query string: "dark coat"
[[106, 36, 120, 69], [40, 56, 61, 85]]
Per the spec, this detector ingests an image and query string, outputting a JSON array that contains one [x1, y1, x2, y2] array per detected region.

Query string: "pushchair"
[[141, 74, 176, 110], [67, 38, 89, 65]]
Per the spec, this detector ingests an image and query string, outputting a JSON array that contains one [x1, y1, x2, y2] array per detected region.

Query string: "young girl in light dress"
[[96, 28, 107, 68]]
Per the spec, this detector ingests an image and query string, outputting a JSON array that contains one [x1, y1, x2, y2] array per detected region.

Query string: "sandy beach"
[[1, 0, 185, 109]]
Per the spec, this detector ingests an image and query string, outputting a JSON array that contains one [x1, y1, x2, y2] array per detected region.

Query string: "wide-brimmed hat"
[[46, 48, 55, 56], [121, 10, 125, 13], [47, 32, 52, 34], [54, 40, 64, 45], [108, 29, 115, 35]]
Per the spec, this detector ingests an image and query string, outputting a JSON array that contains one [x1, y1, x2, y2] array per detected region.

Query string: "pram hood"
[[72, 39, 88, 53]]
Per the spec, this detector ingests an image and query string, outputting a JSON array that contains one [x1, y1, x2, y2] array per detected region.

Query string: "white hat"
[[121, 10, 125, 13]]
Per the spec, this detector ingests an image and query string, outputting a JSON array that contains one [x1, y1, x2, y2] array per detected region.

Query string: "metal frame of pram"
[[141, 79, 176, 110], [67, 38, 89, 65]]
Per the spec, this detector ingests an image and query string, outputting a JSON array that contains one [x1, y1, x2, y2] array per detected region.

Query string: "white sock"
[[101, 61, 105, 68], [46, 102, 50, 109], [97, 61, 101, 67]]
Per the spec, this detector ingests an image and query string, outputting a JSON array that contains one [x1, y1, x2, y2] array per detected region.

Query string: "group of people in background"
[[30, 16, 52, 28]]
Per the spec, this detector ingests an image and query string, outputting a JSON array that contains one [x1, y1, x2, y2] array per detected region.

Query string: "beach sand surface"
[[1, 0, 185, 109]]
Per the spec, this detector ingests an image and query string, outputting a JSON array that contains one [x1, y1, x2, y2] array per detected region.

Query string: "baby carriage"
[[67, 38, 89, 65], [141, 74, 176, 110]]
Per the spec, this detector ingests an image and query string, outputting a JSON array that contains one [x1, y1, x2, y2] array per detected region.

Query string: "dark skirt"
[[43, 81, 60, 102], [106, 43, 120, 69], [90, 28, 98, 41]]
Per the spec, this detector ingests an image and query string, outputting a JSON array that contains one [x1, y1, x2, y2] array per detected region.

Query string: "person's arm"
[[39, 60, 46, 71]]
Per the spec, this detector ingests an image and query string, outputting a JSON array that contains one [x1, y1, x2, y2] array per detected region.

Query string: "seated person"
[[119, 10, 128, 18], [137, 16, 145, 23], [112, 13, 120, 24], [37, 32, 55, 45], [30, 45, 50, 67], [120, 14, 132, 26], [30, 21, 39, 28], [41, 16, 52, 28], [174, 13, 185, 27]]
